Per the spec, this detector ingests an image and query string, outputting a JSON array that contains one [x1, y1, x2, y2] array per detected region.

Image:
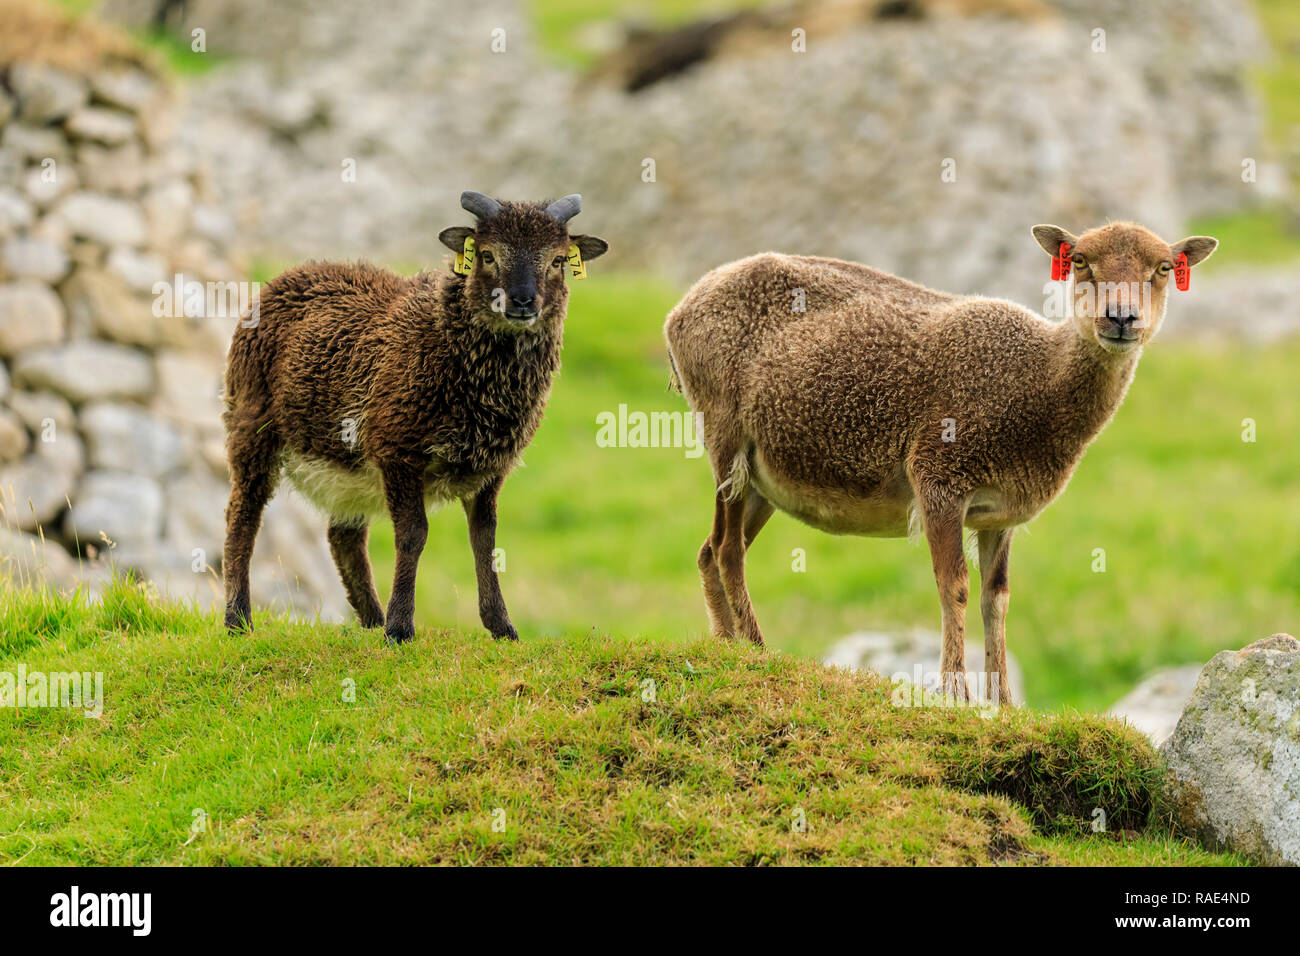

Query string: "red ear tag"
[[1051, 241, 1072, 281], [1173, 251, 1190, 291]]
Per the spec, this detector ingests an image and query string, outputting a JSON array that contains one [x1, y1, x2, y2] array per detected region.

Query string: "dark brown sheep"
[[665, 221, 1216, 704], [222, 191, 608, 644]]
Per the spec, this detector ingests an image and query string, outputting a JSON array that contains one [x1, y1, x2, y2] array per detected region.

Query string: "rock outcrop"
[[1161, 633, 1300, 866]]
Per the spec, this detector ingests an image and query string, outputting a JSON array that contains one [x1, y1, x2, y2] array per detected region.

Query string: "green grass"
[[49, 0, 222, 75], [1186, 0, 1300, 266], [294, 273, 1299, 714], [526, 0, 769, 67], [1191, 206, 1300, 270], [0, 577, 1243, 865], [1253, 0, 1300, 147]]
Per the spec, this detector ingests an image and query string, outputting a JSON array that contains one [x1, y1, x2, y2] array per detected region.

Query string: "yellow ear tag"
[[567, 243, 586, 280], [454, 236, 475, 276]]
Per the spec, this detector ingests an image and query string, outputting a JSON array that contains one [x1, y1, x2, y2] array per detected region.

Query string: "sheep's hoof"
[[358, 608, 385, 629], [492, 622, 519, 642], [224, 608, 252, 632], [384, 621, 415, 645]]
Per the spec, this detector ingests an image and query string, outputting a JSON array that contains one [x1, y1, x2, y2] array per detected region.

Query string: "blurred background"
[[0, 0, 1297, 713]]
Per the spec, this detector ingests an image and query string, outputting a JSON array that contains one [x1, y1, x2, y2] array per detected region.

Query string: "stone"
[[1, 234, 71, 282], [0, 148, 22, 190], [13, 340, 153, 403], [0, 189, 36, 238], [190, 204, 236, 246], [823, 629, 1025, 705], [153, 349, 225, 429], [251, 493, 348, 622], [81, 401, 186, 477], [7, 389, 75, 435], [1161, 634, 1300, 866], [23, 163, 79, 209], [35, 428, 85, 479], [9, 63, 87, 124], [64, 106, 138, 146], [0, 447, 78, 531], [164, 469, 228, 560], [105, 246, 165, 294], [141, 180, 192, 247], [0, 527, 79, 590], [61, 267, 162, 347], [54, 191, 147, 246], [0, 280, 66, 356], [75, 140, 146, 194], [63, 470, 164, 549], [1, 122, 70, 163], [90, 67, 160, 113], [0, 409, 30, 463]]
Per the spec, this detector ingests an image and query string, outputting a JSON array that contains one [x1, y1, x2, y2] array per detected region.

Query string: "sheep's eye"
[[1071, 255, 1087, 268], [1157, 262, 1171, 276], [552, 255, 565, 268], [479, 250, 495, 265]]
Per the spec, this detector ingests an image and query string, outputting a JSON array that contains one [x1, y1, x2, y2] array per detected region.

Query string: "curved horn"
[[546, 194, 582, 224], [460, 190, 502, 221]]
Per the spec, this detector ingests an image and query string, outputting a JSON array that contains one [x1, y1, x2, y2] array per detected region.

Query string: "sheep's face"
[[1033, 222, 1217, 355], [439, 198, 608, 333]]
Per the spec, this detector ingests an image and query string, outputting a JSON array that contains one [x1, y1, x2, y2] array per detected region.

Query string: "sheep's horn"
[[545, 194, 582, 224], [460, 190, 502, 221]]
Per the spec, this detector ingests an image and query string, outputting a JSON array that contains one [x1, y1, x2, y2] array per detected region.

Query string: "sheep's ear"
[[438, 226, 474, 252], [1031, 224, 1078, 256], [1170, 236, 1218, 268], [571, 235, 609, 260]]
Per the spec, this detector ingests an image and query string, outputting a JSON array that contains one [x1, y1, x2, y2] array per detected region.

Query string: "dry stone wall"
[[0, 9, 345, 619]]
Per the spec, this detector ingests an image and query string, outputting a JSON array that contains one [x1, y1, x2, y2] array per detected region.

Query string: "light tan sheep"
[[664, 221, 1217, 703]]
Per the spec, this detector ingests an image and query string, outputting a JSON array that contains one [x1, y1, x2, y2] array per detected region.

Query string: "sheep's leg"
[[921, 501, 971, 701], [698, 492, 737, 639], [327, 521, 384, 628], [714, 490, 767, 647], [380, 462, 428, 645], [977, 528, 1015, 707], [462, 475, 518, 641], [222, 428, 278, 632], [743, 490, 776, 544]]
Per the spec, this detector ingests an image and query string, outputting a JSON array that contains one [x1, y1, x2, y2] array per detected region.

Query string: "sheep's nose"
[[1102, 307, 1141, 341], [505, 293, 539, 320]]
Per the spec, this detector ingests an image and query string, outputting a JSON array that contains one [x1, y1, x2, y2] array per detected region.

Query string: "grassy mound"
[[0, 580, 1240, 865], [0, 0, 156, 76]]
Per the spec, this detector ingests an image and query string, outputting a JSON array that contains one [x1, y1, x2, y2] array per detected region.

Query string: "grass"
[[43, 0, 222, 75], [526, 0, 770, 67], [1253, 0, 1300, 148], [0, 577, 1243, 865], [282, 273, 1299, 715], [1191, 206, 1300, 270], [1188, 0, 1300, 268]]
